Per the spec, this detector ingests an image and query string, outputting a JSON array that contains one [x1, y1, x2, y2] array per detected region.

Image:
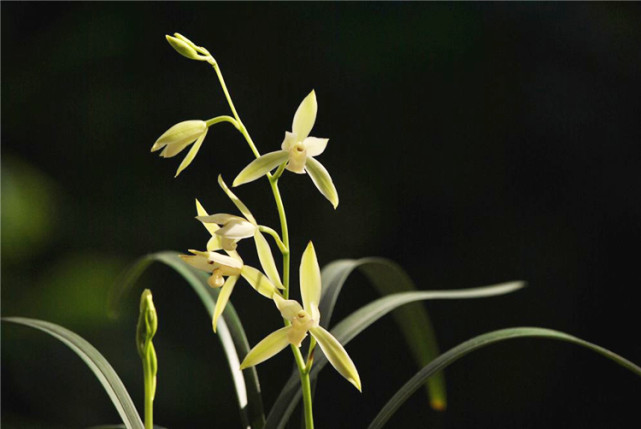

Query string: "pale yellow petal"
[[197, 213, 243, 224], [300, 242, 321, 314], [303, 137, 328, 157], [208, 252, 243, 272], [305, 157, 339, 209], [216, 220, 256, 239], [175, 128, 208, 177], [212, 275, 238, 333], [217, 175, 257, 224], [292, 90, 317, 140], [195, 199, 221, 237], [239, 326, 292, 369], [309, 326, 361, 391], [254, 230, 283, 288], [280, 131, 298, 151], [273, 294, 303, 321], [240, 265, 278, 298], [233, 150, 289, 187]]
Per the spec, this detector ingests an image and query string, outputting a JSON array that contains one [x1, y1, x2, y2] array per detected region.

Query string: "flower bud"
[[136, 289, 158, 358], [165, 33, 209, 61], [151, 120, 207, 157]]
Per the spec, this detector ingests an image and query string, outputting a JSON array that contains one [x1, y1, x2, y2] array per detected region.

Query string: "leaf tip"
[[430, 398, 447, 411]]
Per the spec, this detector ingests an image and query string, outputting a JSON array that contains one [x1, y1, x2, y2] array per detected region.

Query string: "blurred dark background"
[[2, 3, 640, 428]]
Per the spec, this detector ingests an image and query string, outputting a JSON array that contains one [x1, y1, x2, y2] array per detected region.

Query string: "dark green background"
[[3, 2, 640, 428]]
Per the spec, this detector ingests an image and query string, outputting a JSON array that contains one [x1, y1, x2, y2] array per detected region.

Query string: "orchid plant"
[[4, 32, 640, 429]]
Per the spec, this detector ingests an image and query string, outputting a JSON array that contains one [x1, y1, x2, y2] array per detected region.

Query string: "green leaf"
[[369, 327, 641, 429], [265, 280, 524, 429], [318, 258, 449, 410], [109, 251, 265, 429], [2, 317, 144, 429]]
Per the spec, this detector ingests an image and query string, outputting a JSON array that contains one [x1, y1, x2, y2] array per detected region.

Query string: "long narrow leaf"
[[369, 327, 641, 429], [265, 281, 524, 429], [3, 317, 144, 429], [318, 258, 446, 410], [109, 251, 265, 429]]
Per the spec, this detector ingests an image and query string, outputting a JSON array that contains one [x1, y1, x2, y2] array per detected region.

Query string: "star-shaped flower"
[[232, 91, 339, 208], [239, 242, 361, 391]]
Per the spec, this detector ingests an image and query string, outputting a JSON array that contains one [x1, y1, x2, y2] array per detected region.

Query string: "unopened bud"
[[136, 289, 158, 358], [165, 33, 210, 62]]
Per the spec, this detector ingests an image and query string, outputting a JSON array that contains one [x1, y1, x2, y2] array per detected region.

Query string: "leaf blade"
[[368, 327, 641, 429], [3, 317, 144, 429]]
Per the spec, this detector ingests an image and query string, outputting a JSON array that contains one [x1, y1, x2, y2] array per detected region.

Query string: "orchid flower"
[[185, 184, 283, 330], [240, 242, 361, 391], [196, 176, 284, 288], [232, 91, 339, 209], [180, 248, 279, 333], [151, 120, 208, 177]]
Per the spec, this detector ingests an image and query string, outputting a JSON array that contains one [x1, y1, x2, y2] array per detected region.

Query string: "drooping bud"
[[165, 33, 210, 62]]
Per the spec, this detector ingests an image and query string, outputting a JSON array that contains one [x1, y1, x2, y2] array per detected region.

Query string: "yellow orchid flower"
[[240, 242, 361, 391], [151, 120, 208, 177], [180, 249, 279, 333], [195, 177, 284, 288], [232, 91, 339, 209]]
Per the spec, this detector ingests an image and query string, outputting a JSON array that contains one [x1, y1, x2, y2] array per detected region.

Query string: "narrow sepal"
[[212, 275, 239, 333], [218, 175, 257, 224], [304, 156, 339, 209], [300, 242, 321, 314], [292, 90, 317, 140], [240, 326, 292, 369], [240, 265, 278, 298], [309, 326, 361, 391], [254, 230, 284, 288], [233, 150, 289, 186], [195, 199, 221, 237], [175, 128, 208, 177]]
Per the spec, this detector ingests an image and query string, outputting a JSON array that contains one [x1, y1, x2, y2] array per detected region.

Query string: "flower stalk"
[[159, 33, 357, 428]]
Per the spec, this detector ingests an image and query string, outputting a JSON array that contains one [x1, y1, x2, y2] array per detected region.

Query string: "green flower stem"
[[299, 363, 315, 429], [208, 56, 314, 427], [271, 162, 287, 182], [143, 355, 154, 429], [258, 225, 288, 254], [205, 115, 240, 129]]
